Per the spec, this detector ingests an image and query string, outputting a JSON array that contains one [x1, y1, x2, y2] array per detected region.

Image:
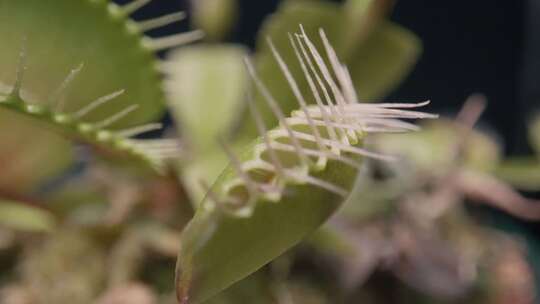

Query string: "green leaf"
[[0, 108, 73, 193], [0, 0, 182, 182], [373, 121, 501, 174], [192, 0, 238, 41], [0, 0, 166, 126], [166, 45, 248, 152], [0, 200, 56, 232], [180, 148, 231, 205], [496, 158, 540, 191], [165, 45, 249, 202], [341, 0, 394, 54], [0, 93, 175, 174]]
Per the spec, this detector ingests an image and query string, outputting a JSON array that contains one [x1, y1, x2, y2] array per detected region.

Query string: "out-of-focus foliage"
[[0, 200, 56, 232], [0, 109, 74, 193], [165, 45, 248, 203], [191, 0, 238, 41], [497, 115, 540, 190]]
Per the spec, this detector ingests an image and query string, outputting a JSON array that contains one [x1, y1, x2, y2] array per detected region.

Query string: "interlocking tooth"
[[340, 64, 358, 104], [244, 58, 310, 168], [365, 100, 432, 108], [335, 107, 438, 120], [121, 0, 152, 16], [289, 115, 420, 132], [298, 25, 347, 113], [290, 33, 339, 150], [287, 170, 347, 197], [269, 141, 363, 170], [293, 33, 349, 144], [93, 104, 138, 129], [129, 138, 182, 166], [116, 123, 163, 138], [219, 138, 258, 197], [73, 89, 125, 118], [50, 63, 84, 109], [132, 138, 180, 146], [318, 29, 356, 104], [299, 26, 361, 141], [145, 31, 205, 51], [10, 37, 28, 99], [301, 102, 438, 121], [247, 91, 285, 177], [268, 37, 328, 169], [281, 129, 395, 161], [138, 12, 186, 32]]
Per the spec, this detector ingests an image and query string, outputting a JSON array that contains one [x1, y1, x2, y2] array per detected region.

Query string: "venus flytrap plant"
[[0, 199, 56, 233], [165, 0, 422, 207], [0, 0, 203, 175], [0, 71, 179, 173], [175, 28, 436, 304], [0, 0, 202, 124], [239, 0, 421, 142]]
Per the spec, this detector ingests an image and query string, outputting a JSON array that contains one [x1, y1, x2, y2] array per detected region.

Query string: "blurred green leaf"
[[374, 121, 501, 174], [341, 0, 394, 54], [166, 45, 248, 152], [0, 109, 74, 193], [496, 157, 540, 191], [192, 0, 238, 41], [180, 148, 230, 205], [165, 45, 248, 203], [0, 200, 56, 232]]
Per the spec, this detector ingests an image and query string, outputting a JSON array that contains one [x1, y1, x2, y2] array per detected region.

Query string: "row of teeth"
[[203, 26, 437, 216], [0, 0, 197, 172], [106, 0, 204, 52]]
